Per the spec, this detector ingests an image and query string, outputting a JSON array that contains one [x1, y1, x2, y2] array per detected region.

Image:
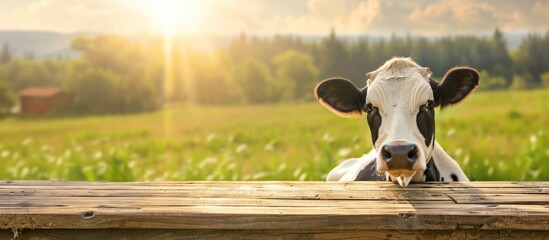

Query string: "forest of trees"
[[0, 28, 548, 114]]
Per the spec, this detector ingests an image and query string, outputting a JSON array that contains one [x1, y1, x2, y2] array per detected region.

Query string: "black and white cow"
[[315, 57, 479, 187]]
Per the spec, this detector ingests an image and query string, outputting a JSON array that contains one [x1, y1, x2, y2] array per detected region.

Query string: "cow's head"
[[315, 58, 479, 187]]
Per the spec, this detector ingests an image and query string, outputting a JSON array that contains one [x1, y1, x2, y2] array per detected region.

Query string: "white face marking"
[[366, 61, 434, 183]]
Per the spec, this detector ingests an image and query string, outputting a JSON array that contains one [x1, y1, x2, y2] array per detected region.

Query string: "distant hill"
[[301, 31, 528, 50], [502, 31, 530, 51], [0, 30, 531, 60], [0, 31, 80, 59]]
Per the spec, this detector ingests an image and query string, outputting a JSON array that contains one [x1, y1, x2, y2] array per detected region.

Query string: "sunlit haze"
[[0, 0, 547, 36]]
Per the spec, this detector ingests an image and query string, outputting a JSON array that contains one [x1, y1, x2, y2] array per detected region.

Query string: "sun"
[[157, 0, 198, 33], [130, 0, 204, 34]]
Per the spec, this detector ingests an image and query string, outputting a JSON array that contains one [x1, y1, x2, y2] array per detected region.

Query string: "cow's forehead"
[[369, 70, 428, 85], [367, 77, 432, 109], [366, 58, 432, 104], [367, 77, 432, 112], [367, 58, 430, 86]]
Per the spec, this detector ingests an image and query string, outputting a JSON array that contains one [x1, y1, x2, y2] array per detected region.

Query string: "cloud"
[[255, 0, 381, 34], [406, 0, 549, 34], [336, 0, 381, 33], [308, 0, 348, 18], [530, 1, 549, 29], [407, 0, 501, 33], [3, 0, 147, 33]]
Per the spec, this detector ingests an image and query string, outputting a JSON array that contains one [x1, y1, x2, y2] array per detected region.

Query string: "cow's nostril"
[[407, 146, 418, 161], [381, 146, 392, 161]]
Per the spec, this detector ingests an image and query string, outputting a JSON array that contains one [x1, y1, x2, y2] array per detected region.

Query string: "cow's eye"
[[365, 103, 374, 112], [425, 100, 435, 110]]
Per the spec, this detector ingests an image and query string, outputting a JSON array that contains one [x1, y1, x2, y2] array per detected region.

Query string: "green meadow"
[[0, 88, 548, 182]]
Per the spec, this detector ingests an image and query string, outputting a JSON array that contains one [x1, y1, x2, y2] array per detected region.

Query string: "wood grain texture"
[[0, 181, 547, 239]]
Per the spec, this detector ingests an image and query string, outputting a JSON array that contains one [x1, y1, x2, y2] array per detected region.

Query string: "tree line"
[[0, 28, 548, 114]]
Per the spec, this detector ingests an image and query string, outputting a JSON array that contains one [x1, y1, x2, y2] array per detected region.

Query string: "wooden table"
[[0, 181, 548, 239]]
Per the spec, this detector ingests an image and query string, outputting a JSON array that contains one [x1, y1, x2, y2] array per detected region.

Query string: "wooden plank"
[[3, 203, 547, 214], [0, 189, 452, 201], [448, 188, 549, 194], [0, 196, 547, 210], [0, 182, 545, 203], [1, 184, 547, 193], [2, 229, 549, 240], [1, 180, 548, 188], [1, 187, 547, 196], [0, 209, 548, 231], [448, 193, 549, 204], [0, 204, 548, 230], [1, 202, 548, 213], [0, 197, 456, 208]]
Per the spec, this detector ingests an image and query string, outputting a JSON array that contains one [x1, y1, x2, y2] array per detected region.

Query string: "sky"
[[1, 0, 548, 36]]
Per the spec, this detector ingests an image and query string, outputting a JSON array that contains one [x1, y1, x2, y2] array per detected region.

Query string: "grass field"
[[0, 89, 548, 181]]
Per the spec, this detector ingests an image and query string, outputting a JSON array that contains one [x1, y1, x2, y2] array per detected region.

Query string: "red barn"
[[17, 87, 70, 115]]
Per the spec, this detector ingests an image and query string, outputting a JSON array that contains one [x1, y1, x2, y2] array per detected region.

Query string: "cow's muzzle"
[[377, 141, 421, 187], [381, 143, 419, 170]]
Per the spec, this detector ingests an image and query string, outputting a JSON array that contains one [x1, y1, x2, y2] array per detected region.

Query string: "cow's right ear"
[[434, 67, 480, 109], [314, 78, 367, 117]]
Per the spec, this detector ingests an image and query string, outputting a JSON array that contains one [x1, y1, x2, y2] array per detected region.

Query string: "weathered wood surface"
[[0, 181, 548, 239]]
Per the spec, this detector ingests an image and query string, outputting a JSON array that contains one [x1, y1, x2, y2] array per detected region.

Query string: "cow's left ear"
[[434, 67, 480, 108], [314, 78, 366, 117]]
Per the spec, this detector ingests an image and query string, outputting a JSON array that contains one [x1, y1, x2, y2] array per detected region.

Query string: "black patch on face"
[[416, 101, 435, 146], [424, 158, 440, 181], [366, 104, 382, 145], [450, 173, 459, 182], [355, 160, 386, 181], [429, 78, 439, 105]]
